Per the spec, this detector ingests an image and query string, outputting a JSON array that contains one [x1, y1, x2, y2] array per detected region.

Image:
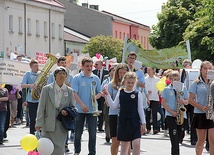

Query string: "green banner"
[[124, 40, 188, 69]]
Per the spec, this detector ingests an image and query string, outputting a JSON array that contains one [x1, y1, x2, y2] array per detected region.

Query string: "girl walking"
[[104, 72, 146, 155]]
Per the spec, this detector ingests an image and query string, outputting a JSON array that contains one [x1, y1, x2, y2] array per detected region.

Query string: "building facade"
[[59, 0, 152, 50], [0, 0, 65, 59]]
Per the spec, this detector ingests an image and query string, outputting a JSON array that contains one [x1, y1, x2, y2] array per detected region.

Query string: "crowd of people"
[[0, 53, 214, 155]]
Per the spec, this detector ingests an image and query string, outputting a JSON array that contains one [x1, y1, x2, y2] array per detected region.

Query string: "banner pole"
[[186, 40, 192, 62], [122, 36, 128, 63]]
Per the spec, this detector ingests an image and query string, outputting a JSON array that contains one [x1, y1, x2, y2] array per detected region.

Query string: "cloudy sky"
[[78, 0, 168, 27]]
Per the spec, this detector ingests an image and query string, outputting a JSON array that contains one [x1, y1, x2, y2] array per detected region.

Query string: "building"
[[58, 0, 152, 50], [0, 0, 65, 59]]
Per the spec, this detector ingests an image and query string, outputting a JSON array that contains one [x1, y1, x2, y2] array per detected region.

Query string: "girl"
[[162, 71, 189, 155], [189, 61, 214, 155], [106, 63, 129, 155], [104, 72, 146, 155]]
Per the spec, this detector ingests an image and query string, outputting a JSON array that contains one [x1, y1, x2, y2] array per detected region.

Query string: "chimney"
[[89, 5, 99, 10]]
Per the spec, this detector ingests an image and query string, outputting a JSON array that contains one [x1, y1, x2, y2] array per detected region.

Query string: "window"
[[59, 24, 62, 39], [119, 32, 122, 39], [36, 20, 40, 36], [44, 21, 48, 37], [27, 18, 31, 35], [115, 31, 117, 38], [18, 17, 22, 33], [52, 23, 55, 39], [9, 15, 13, 32]]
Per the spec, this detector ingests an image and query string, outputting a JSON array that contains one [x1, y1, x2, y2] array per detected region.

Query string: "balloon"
[[20, 134, 38, 152], [37, 138, 54, 155], [192, 59, 202, 69], [156, 81, 165, 91], [28, 151, 41, 155], [160, 77, 166, 82], [157, 112, 161, 121], [1, 84, 5, 88]]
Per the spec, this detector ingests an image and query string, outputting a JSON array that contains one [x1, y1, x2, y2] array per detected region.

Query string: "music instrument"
[[91, 83, 101, 116], [31, 54, 57, 100], [175, 90, 186, 125], [206, 79, 214, 120]]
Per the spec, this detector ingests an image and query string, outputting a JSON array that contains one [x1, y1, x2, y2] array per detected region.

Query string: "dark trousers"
[[166, 116, 185, 155], [187, 105, 197, 143], [103, 104, 110, 139], [28, 102, 38, 134], [4, 101, 10, 138], [145, 100, 159, 131], [97, 97, 105, 131], [17, 91, 23, 120]]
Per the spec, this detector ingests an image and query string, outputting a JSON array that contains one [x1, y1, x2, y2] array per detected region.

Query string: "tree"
[[149, 0, 201, 49], [183, 0, 214, 61], [82, 35, 124, 62]]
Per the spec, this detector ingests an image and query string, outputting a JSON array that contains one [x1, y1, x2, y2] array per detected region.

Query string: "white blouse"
[[54, 82, 67, 108]]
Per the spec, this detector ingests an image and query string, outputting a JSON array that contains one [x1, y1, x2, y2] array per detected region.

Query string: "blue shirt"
[[134, 69, 145, 91], [108, 83, 119, 115], [162, 85, 188, 118], [72, 72, 101, 113], [47, 72, 73, 86], [189, 77, 207, 113], [21, 70, 39, 103]]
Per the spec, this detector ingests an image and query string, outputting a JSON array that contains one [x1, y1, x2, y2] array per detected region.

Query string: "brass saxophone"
[[31, 54, 58, 100], [206, 80, 214, 120], [175, 90, 186, 125]]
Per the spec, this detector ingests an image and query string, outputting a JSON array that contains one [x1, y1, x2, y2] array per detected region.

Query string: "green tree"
[[183, 0, 214, 61], [82, 35, 124, 62], [149, 0, 201, 49]]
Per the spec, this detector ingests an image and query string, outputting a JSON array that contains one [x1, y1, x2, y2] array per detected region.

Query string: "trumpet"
[[91, 83, 102, 116]]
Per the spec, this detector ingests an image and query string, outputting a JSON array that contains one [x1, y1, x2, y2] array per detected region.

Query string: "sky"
[[78, 0, 168, 28]]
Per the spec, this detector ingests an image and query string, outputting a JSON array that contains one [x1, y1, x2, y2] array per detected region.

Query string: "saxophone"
[[175, 90, 186, 125], [206, 80, 214, 120], [31, 54, 58, 100]]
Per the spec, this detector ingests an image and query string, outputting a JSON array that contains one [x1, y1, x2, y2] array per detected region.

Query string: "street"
[[0, 124, 210, 155]]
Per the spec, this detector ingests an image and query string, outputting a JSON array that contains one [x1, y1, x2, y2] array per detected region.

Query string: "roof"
[[34, 0, 64, 8], [64, 27, 89, 43], [101, 11, 150, 29]]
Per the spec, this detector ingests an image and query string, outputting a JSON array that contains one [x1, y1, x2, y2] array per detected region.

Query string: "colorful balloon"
[[20, 134, 38, 152], [37, 138, 54, 155], [156, 81, 165, 91], [28, 151, 41, 155]]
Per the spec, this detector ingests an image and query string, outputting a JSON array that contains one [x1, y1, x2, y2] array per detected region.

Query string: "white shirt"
[[145, 75, 160, 101], [54, 82, 67, 108]]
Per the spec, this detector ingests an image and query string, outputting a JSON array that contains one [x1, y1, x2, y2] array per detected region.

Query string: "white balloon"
[[192, 59, 202, 69], [37, 138, 54, 155], [157, 112, 161, 121]]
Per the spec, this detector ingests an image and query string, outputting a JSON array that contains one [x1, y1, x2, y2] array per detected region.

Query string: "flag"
[[123, 38, 188, 69]]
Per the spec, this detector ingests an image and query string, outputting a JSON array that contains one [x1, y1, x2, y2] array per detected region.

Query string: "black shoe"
[[191, 141, 196, 145], [153, 130, 159, 134], [105, 137, 110, 143], [65, 145, 69, 152], [98, 129, 104, 132], [0, 140, 3, 145]]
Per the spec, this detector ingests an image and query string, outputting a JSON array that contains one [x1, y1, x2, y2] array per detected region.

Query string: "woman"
[[189, 61, 214, 155], [35, 67, 75, 155], [107, 63, 129, 155]]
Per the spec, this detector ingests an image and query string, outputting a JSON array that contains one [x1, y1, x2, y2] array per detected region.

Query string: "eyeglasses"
[[171, 78, 180, 81]]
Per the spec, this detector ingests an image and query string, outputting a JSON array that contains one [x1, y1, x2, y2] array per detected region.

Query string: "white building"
[[0, 0, 65, 59]]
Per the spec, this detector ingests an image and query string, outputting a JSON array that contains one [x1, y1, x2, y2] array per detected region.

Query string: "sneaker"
[[164, 130, 169, 137]]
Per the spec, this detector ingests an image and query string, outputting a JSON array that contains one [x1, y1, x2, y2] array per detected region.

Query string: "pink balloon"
[[28, 151, 41, 155]]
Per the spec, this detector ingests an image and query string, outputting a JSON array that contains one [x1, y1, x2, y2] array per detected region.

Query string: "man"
[[47, 56, 73, 152], [92, 60, 109, 132], [181, 59, 198, 146], [72, 57, 102, 155], [21, 60, 39, 134], [145, 67, 160, 134], [126, 51, 145, 90]]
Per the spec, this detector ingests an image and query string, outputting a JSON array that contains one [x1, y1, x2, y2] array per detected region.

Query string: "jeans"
[[0, 111, 7, 141], [74, 113, 97, 155], [28, 102, 38, 134]]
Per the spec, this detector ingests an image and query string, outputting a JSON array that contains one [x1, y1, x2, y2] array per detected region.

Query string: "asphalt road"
[[0, 124, 210, 155]]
